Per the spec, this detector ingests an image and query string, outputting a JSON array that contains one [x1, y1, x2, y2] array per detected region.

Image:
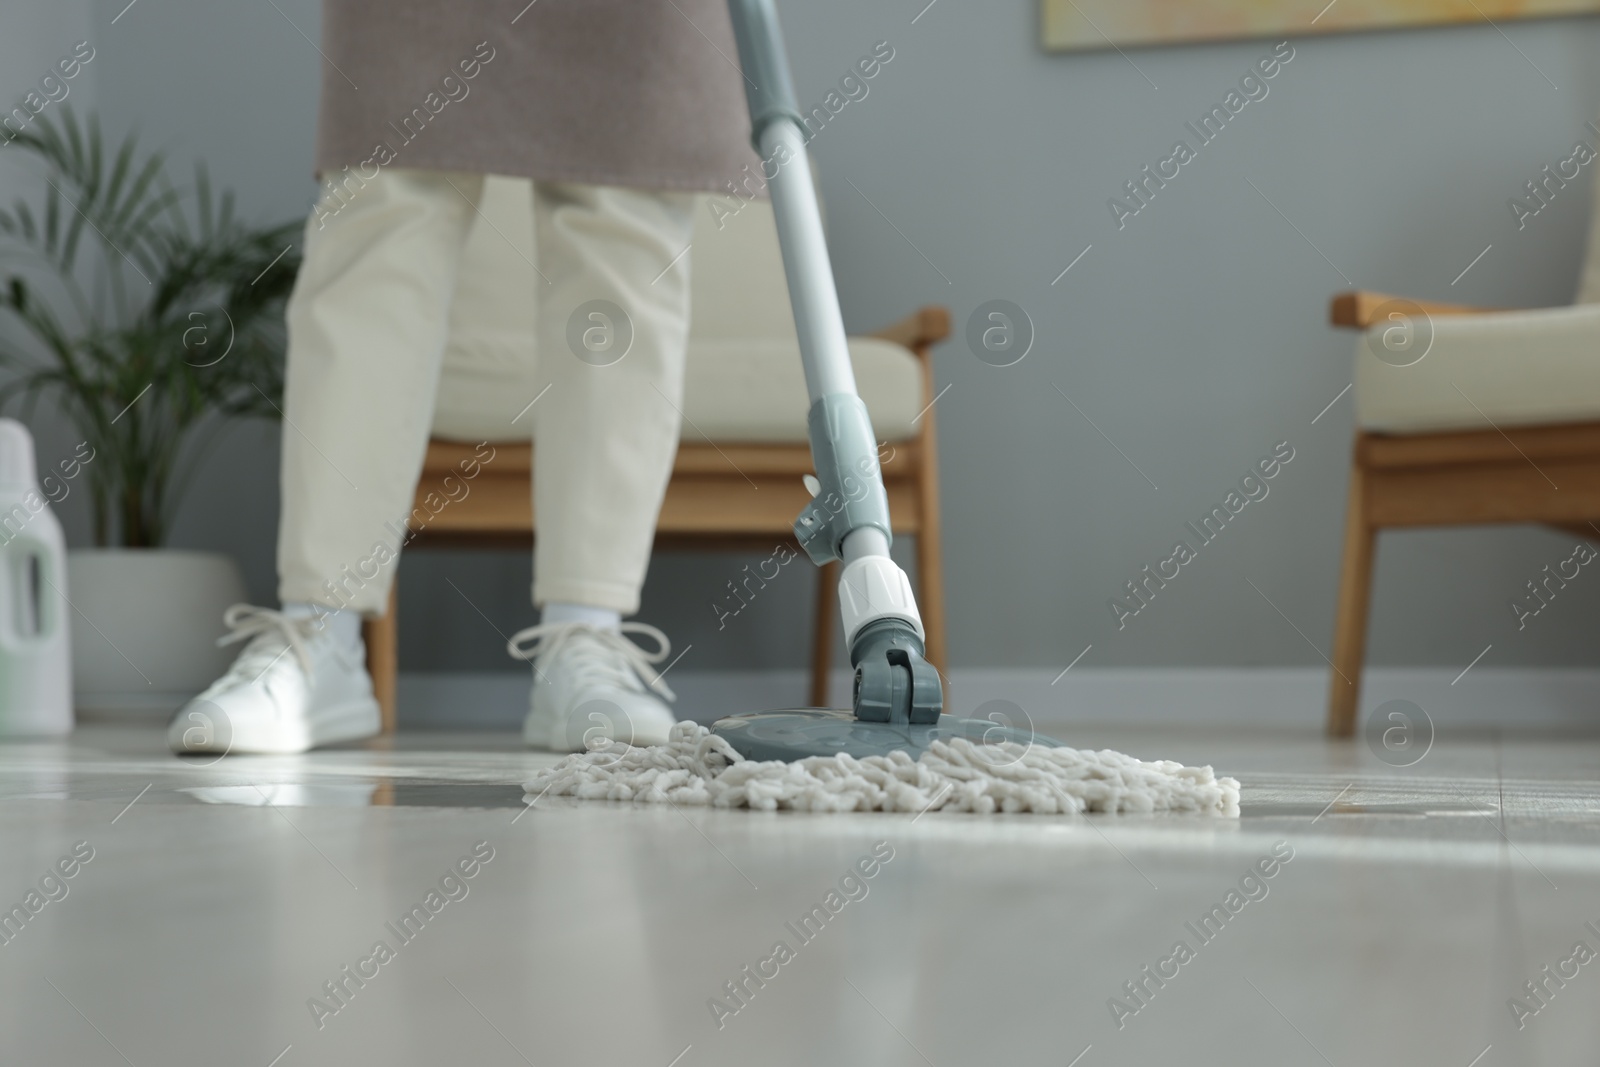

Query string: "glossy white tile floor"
[[3, 719, 1600, 1066]]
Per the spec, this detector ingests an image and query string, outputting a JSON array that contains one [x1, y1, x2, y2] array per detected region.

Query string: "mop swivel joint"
[[793, 394, 892, 566], [800, 398, 941, 724], [851, 618, 942, 724]]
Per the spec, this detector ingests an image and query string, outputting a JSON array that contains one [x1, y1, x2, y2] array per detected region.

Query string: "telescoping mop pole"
[[725, 0, 942, 725]]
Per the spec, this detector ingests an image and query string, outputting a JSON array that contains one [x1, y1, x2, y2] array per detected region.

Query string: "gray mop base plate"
[[709, 708, 1065, 763]]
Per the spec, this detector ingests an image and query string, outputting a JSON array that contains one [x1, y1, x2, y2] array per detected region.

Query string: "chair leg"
[[912, 392, 948, 676], [364, 583, 399, 734], [916, 524, 947, 677], [810, 560, 838, 707], [1327, 457, 1376, 738]]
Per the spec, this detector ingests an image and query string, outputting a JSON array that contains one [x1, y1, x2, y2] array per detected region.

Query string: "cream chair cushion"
[[1353, 303, 1600, 433], [432, 176, 924, 444], [1355, 133, 1600, 434]]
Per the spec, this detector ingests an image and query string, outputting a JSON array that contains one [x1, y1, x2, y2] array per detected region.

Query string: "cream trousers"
[[277, 168, 693, 616]]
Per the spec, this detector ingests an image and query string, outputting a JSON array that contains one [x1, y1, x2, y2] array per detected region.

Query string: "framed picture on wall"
[[1041, 0, 1600, 51]]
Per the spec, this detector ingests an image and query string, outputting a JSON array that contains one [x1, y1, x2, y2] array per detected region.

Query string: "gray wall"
[[0, 2, 97, 524], [23, 0, 1600, 672]]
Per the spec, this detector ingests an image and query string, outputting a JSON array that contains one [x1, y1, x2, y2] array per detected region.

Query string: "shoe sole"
[[522, 708, 674, 753], [169, 699, 382, 756]]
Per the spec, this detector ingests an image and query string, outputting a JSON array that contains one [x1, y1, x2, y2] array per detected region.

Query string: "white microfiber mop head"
[[525, 722, 1240, 817]]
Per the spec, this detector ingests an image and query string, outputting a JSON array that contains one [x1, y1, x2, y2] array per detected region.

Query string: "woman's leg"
[[278, 167, 486, 614], [174, 167, 487, 756], [509, 182, 695, 751], [529, 182, 695, 614]]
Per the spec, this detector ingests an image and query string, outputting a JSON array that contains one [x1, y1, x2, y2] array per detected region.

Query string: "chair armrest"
[[869, 305, 951, 353], [1329, 290, 1504, 329]]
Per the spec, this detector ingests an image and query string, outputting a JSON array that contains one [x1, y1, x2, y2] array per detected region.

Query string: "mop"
[[525, 0, 1239, 818], [527, 723, 1240, 815]]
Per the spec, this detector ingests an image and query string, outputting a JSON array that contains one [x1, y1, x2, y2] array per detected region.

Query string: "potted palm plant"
[[0, 110, 300, 714]]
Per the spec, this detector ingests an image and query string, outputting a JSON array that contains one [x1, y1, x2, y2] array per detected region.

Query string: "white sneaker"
[[168, 604, 381, 756], [507, 621, 677, 752]]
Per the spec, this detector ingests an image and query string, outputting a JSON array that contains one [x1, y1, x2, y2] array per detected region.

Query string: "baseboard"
[[397, 667, 1600, 731]]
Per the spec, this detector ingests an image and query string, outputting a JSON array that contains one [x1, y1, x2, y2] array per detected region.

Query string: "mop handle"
[[726, 1, 940, 725], [725, 0, 885, 559], [727, 0, 860, 406]]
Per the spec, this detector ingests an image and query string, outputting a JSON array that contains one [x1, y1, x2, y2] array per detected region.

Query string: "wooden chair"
[[1325, 290, 1600, 735], [356, 178, 949, 731]]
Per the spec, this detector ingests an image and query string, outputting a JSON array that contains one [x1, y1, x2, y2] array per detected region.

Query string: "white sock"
[[540, 601, 622, 631], [283, 600, 362, 652]]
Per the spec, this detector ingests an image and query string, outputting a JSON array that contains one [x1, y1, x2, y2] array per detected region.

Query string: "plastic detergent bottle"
[[0, 418, 72, 737]]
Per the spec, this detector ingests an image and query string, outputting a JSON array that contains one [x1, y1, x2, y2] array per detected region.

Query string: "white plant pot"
[[66, 549, 247, 718]]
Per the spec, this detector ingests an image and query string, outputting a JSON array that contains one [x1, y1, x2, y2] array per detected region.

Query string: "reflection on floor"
[[1, 721, 1598, 1066]]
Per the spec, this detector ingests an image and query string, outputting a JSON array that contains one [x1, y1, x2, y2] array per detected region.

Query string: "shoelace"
[[505, 621, 676, 701], [216, 604, 328, 680]]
